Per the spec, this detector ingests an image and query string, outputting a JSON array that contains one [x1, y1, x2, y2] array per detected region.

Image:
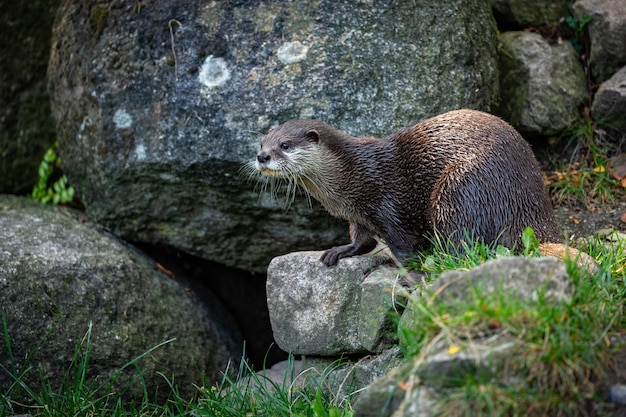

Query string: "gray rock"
[[359, 267, 408, 353], [428, 256, 572, 304], [301, 346, 404, 404], [0, 195, 240, 400], [489, 0, 570, 28], [47, 0, 499, 273], [399, 257, 571, 361], [0, 1, 61, 194], [591, 65, 626, 129], [357, 257, 572, 417], [352, 362, 438, 417], [247, 358, 303, 391], [413, 335, 519, 388], [498, 31, 587, 136], [572, 0, 626, 82], [354, 338, 522, 417], [266, 249, 403, 356]]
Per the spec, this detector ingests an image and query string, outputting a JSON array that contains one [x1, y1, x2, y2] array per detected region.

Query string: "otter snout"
[[257, 152, 271, 164]]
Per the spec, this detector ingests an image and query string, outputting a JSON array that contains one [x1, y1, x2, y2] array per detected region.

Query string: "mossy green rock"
[[0, 195, 240, 400], [48, 0, 499, 272]]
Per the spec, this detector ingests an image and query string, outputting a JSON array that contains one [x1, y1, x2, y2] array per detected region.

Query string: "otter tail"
[[538, 243, 598, 274]]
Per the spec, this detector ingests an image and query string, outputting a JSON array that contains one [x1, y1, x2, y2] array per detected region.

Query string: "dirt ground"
[[554, 200, 626, 241]]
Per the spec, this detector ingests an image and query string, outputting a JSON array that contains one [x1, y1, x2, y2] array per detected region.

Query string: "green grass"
[[403, 227, 543, 277], [3, 229, 625, 417], [195, 359, 353, 417], [545, 116, 624, 210], [398, 229, 626, 417], [0, 319, 353, 417]]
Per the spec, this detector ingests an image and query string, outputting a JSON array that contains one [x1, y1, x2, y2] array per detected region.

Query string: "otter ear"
[[305, 129, 320, 143]]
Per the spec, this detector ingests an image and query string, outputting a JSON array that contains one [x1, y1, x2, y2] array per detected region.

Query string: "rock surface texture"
[[0, 195, 240, 400], [355, 257, 575, 416], [572, 0, 626, 83], [591, 65, 626, 129], [489, 0, 570, 28], [266, 249, 403, 356], [47, 0, 499, 272], [497, 31, 587, 136], [265, 254, 591, 415]]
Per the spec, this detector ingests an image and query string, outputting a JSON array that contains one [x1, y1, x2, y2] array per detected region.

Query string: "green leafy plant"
[[31, 142, 75, 205], [520, 226, 540, 256], [565, 13, 591, 53], [565, 14, 592, 36]]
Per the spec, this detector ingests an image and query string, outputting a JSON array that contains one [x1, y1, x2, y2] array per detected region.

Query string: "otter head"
[[255, 120, 321, 179]]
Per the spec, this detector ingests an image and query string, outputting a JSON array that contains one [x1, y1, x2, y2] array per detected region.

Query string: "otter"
[[254, 109, 592, 269]]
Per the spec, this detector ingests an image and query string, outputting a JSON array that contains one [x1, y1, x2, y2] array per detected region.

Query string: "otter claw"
[[320, 244, 358, 266], [320, 248, 341, 266]]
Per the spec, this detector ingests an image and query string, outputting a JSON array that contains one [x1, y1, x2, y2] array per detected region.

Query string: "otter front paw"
[[320, 244, 358, 266]]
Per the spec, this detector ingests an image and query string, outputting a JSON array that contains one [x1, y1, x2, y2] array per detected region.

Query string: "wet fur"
[[255, 109, 562, 266]]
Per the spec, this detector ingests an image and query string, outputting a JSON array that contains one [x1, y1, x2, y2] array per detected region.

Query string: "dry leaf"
[[568, 215, 580, 225], [608, 153, 626, 182], [156, 262, 176, 279]]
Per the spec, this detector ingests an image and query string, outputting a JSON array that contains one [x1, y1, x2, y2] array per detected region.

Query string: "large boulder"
[[0, 195, 240, 400], [47, 0, 499, 273], [572, 0, 626, 83], [497, 31, 587, 136], [0, 1, 61, 194]]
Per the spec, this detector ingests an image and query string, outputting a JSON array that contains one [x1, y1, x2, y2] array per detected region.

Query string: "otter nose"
[[257, 152, 271, 164]]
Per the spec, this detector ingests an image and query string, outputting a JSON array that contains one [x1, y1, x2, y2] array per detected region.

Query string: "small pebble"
[[610, 384, 626, 404]]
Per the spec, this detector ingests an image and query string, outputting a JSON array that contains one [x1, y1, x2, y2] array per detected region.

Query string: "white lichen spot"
[[113, 109, 133, 129], [79, 116, 92, 132], [277, 41, 309, 64], [257, 115, 270, 130], [134, 143, 146, 161], [198, 55, 231, 89], [299, 107, 315, 119], [158, 172, 177, 182]]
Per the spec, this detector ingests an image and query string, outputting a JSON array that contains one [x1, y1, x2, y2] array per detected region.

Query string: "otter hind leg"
[[429, 158, 508, 248], [320, 222, 377, 266]]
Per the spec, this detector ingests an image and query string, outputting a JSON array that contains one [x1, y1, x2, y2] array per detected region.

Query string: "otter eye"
[[280, 142, 291, 150]]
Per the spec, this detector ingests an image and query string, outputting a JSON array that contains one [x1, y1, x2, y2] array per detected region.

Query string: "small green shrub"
[[31, 142, 75, 205]]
